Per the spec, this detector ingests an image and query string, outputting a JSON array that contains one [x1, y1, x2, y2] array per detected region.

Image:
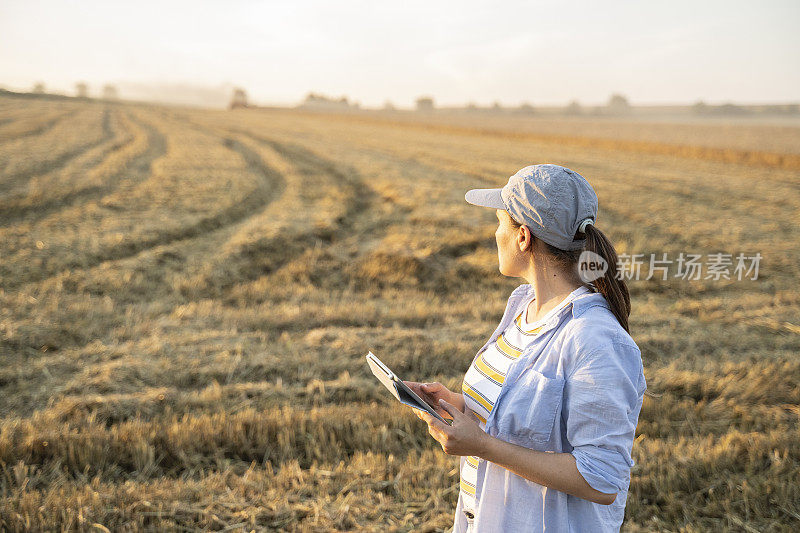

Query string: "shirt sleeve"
[[564, 342, 645, 495]]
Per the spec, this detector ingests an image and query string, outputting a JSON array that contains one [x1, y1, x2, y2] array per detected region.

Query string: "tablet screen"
[[366, 352, 449, 424]]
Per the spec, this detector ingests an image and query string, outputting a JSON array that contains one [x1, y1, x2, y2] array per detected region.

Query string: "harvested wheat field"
[[1, 94, 799, 532]]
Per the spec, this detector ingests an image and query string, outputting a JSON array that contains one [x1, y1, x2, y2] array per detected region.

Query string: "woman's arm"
[[477, 425, 617, 505], [416, 400, 617, 505]]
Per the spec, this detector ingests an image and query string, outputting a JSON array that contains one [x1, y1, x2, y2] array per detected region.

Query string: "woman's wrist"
[[475, 432, 524, 467], [475, 430, 497, 459]]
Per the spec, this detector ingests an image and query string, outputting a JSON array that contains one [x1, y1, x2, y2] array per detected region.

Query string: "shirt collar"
[[571, 287, 612, 318], [518, 283, 610, 323]]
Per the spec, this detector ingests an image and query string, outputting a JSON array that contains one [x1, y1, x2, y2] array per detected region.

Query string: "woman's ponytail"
[[507, 215, 632, 334], [581, 224, 631, 333]]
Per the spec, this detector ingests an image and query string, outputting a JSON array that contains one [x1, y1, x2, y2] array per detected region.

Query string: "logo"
[[577, 251, 608, 283]]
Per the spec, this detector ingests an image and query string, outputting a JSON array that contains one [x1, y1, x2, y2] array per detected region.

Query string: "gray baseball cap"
[[465, 164, 598, 251]]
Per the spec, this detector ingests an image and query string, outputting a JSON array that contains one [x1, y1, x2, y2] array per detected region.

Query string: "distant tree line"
[[25, 81, 119, 100], [409, 93, 633, 115], [404, 93, 799, 116], [299, 92, 360, 110], [692, 100, 799, 116], [15, 83, 800, 117]]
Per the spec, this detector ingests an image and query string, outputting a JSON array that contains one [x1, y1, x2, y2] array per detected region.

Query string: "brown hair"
[[507, 216, 631, 333]]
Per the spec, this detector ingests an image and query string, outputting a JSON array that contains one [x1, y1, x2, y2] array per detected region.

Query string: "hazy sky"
[[2, 0, 798, 107]]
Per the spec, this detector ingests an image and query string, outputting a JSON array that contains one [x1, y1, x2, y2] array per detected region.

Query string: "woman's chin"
[[498, 265, 521, 278]]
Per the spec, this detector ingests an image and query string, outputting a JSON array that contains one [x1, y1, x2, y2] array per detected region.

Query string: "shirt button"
[[465, 510, 475, 520]]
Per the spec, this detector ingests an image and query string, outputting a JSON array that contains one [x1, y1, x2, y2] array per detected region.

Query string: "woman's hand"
[[403, 381, 465, 419], [413, 400, 490, 457]]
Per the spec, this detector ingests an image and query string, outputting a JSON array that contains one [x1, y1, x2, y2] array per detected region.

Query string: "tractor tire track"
[[0, 108, 112, 196], [110, 112, 384, 302], [0, 108, 79, 144], [85, 136, 283, 265], [0, 111, 165, 227], [7, 123, 282, 292], [81, 122, 379, 304], [181, 127, 383, 299]]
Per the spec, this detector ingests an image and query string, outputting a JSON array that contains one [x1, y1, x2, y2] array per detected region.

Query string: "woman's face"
[[495, 209, 531, 276]]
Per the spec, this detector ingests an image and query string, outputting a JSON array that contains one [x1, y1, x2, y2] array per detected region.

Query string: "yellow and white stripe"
[[459, 289, 586, 517], [495, 333, 523, 360]]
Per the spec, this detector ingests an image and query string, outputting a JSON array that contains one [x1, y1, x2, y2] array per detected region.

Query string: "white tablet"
[[366, 351, 449, 424]]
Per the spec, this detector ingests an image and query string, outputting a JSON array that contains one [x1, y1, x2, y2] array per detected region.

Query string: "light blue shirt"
[[452, 283, 646, 533]]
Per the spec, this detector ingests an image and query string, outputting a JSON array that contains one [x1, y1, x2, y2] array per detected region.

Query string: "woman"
[[405, 164, 646, 532]]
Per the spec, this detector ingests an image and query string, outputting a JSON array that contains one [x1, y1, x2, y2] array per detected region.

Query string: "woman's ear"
[[517, 225, 534, 253]]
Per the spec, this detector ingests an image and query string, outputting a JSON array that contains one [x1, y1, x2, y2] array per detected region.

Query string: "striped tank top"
[[459, 286, 590, 513]]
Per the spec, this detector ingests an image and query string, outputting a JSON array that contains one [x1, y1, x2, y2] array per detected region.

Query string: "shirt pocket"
[[496, 368, 565, 447]]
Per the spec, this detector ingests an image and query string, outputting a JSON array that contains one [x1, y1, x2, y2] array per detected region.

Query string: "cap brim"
[[465, 188, 505, 209]]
